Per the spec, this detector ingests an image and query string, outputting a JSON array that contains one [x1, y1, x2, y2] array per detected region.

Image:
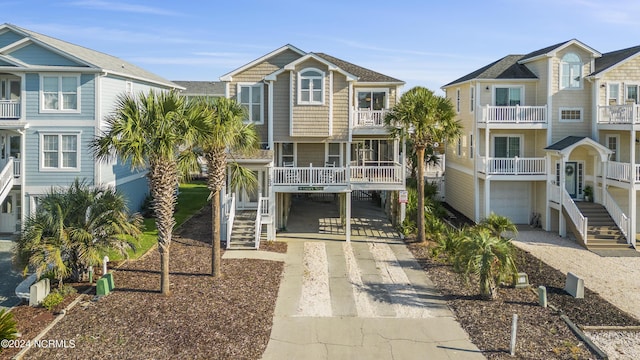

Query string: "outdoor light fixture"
[[515, 272, 530, 288]]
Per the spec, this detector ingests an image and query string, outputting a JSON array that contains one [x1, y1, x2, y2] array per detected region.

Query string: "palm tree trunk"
[[158, 243, 170, 295], [416, 146, 426, 243], [212, 189, 221, 278]]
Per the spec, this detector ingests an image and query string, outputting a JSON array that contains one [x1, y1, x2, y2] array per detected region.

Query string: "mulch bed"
[[407, 240, 640, 359], [5, 205, 287, 360]]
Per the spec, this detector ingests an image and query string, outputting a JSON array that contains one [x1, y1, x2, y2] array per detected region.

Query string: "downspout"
[[267, 80, 274, 150]]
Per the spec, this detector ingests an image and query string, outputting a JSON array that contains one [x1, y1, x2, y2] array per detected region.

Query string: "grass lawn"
[[108, 181, 210, 261]]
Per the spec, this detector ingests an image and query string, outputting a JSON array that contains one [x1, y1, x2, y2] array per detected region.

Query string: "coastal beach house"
[[0, 23, 178, 235], [442, 39, 640, 250], [217, 44, 406, 247]]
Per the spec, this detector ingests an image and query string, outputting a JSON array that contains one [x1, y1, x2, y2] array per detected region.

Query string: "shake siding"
[[273, 72, 291, 141], [598, 56, 640, 104], [25, 73, 95, 121], [10, 43, 80, 66], [296, 143, 325, 166], [291, 60, 330, 137], [25, 126, 95, 186], [330, 73, 349, 141], [445, 167, 474, 221]]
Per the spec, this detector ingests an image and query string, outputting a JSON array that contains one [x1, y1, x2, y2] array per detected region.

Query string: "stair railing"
[[603, 189, 629, 242], [226, 194, 236, 249], [254, 197, 263, 249], [562, 188, 588, 245]]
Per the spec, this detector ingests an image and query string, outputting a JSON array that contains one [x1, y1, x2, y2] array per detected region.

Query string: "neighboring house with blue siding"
[[0, 23, 180, 234]]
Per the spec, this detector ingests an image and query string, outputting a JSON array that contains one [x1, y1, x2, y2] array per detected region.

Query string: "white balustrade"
[[0, 100, 20, 119], [598, 104, 640, 124], [225, 194, 236, 249], [562, 188, 588, 244], [549, 183, 561, 204], [353, 109, 389, 127], [603, 190, 629, 241], [479, 157, 546, 175], [481, 105, 547, 124]]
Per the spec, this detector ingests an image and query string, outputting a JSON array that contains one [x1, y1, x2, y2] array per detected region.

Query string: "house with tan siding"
[[442, 39, 640, 251], [217, 45, 406, 247]]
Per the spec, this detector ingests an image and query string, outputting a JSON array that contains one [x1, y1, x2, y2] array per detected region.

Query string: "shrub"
[[41, 291, 64, 311], [58, 284, 77, 297], [0, 309, 18, 350]]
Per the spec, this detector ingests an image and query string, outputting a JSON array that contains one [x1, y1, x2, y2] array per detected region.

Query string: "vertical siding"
[[25, 73, 95, 121], [24, 126, 95, 187]]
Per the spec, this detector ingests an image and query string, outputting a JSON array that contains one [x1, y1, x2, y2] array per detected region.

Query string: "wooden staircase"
[[227, 211, 258, 249], [575, 202, 630, 250]]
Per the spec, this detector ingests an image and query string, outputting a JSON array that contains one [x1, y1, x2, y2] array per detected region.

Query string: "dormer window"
[[560, 53, 582, 89], [298, 68, 324, 105]]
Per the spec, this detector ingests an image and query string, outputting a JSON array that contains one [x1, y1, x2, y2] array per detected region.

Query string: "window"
[[357, 90, 387, 110], [298, 68, 324, 105], [456, 89, 461, 112], [41, 75, 79, 111], [237, 83, 263, 124], [560, 53, 582, 89], [493, 136, 521, 158], [352, 140, 393, 165], [280, 143, 295, 165], [125, 81, 133, 96], [606, 135, 619, 161], [608, 83, 620, 105], [470, 87, 475, 112], [626, 85, 639, 104], [495, 87, 521, 106], [326, 143, 341, 166], [559, 108, 583, 122], [40, 133, 80, 171], [469, 133, 474, 159], [456, 138, 462, 156]]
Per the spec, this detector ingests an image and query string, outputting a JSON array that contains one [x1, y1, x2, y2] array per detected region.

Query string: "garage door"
[[490, 182, 530, 224]]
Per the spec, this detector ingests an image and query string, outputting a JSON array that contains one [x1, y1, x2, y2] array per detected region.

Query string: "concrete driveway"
[[0, 240, 22, 309]]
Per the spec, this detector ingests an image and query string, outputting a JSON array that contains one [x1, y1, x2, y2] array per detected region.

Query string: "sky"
[[5, 0, 640, 93]]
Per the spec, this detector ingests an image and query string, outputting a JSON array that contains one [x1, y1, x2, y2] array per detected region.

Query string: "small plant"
[[0, 309, 18, 351], [41, 291, 64, 311], [59, 284, 77, 297], [583, 185, 593, 202]]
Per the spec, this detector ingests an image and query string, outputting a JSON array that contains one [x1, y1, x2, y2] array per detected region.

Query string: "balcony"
[[271, 164, 403, 189], [0, 100, 20, 119], [478, 156, 546, 176], [598, 104, 640, 125], [352, 109, 390, 135], [606, 161, 640, 183], [479, 105, 547, 128]]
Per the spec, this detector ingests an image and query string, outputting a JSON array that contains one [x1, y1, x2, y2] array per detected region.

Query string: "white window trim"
[[297, 67, 325, 105], [325, 142, 343, 166], [605, 134, 620, 162], [607, 82, 621, 105], [39, 131, 81, 172], [492, 85, 525, 106], [559, 53, 583, 90], [490, 134, 524, 157], [356, 88, 390, 109], [236, 82, 264, 125], [559, 107, 583, 123], [125, 81, 133, 96], [39, 74, 81, 113], [625, 83, 639, 104], [278, 142, 297, 166]]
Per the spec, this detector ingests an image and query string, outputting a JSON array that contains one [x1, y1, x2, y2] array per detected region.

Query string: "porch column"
[[345, 191, 351, 242], [559, 155, 567, 237], [484, 178, 490, 221], [630, 130, 637, 245], [601, 158, 607, 204], [545, 152, 552, 231]]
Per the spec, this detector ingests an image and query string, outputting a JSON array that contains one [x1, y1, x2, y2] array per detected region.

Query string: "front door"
[[0, 194, 16, 233], [565, 162, 578, 198], [238, 170, 265, 209]]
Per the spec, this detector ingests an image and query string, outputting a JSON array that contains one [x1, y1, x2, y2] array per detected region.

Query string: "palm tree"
[[479, 213, 518, 239], [194, 97, 258, 278], [16, 180, 142, 287], [455, 228, 518, 300], [93, 90, 206, 295], [385, 86, 461, 243]]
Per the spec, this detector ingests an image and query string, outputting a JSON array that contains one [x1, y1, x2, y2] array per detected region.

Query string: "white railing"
[[259, 196, 269, 217], [562, 188, 588, 245], [479, 156, 546, 175], [350, 165, 402, 183], [549, 183, 561, 204], [598, 104, 640, 124], [272, 166, 348, 185], [607, 161, 631, 182], [353, 109, 389, 127], [0, 160, 14, 203], [12, 158, 20, 178], [0, 100, 20, 119], [603, 190, 629, 241], [480, 105, 547, 124], [225, 193, 236, 250], [254, 197, 262, 249]]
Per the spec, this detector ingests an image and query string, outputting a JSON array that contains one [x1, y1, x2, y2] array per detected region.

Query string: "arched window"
[[560, 53, 582, 89], [298, 68, 324, 105]]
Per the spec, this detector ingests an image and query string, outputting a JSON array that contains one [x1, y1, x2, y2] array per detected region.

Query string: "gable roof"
[[219, 44, 306, 81], [591, 45, 640, 76], [443, 55, 537, 88], [519, 39, 601, 63], [0, 23, 178, 88], [173, 81, 225, 97], [314, 53, 404, 84], [544, 136, 611, 160]]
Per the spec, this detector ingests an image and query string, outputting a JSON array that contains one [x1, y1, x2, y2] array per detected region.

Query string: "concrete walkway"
[[255, 197, 483, 360], [513, 228, 640, 321]]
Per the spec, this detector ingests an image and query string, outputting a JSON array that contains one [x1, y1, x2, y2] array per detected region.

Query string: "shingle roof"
[[592, 45, 640, 76], [443, 55, 537, 87], [519, 40, 572, 62], [173, 81, 225, 97], [314, 53, 404, 84], [6, 23, 178, 88], [544, 136, 587, 151]]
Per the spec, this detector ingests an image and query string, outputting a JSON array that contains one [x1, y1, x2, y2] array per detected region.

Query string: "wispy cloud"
[[66, 0, 181, 16]]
